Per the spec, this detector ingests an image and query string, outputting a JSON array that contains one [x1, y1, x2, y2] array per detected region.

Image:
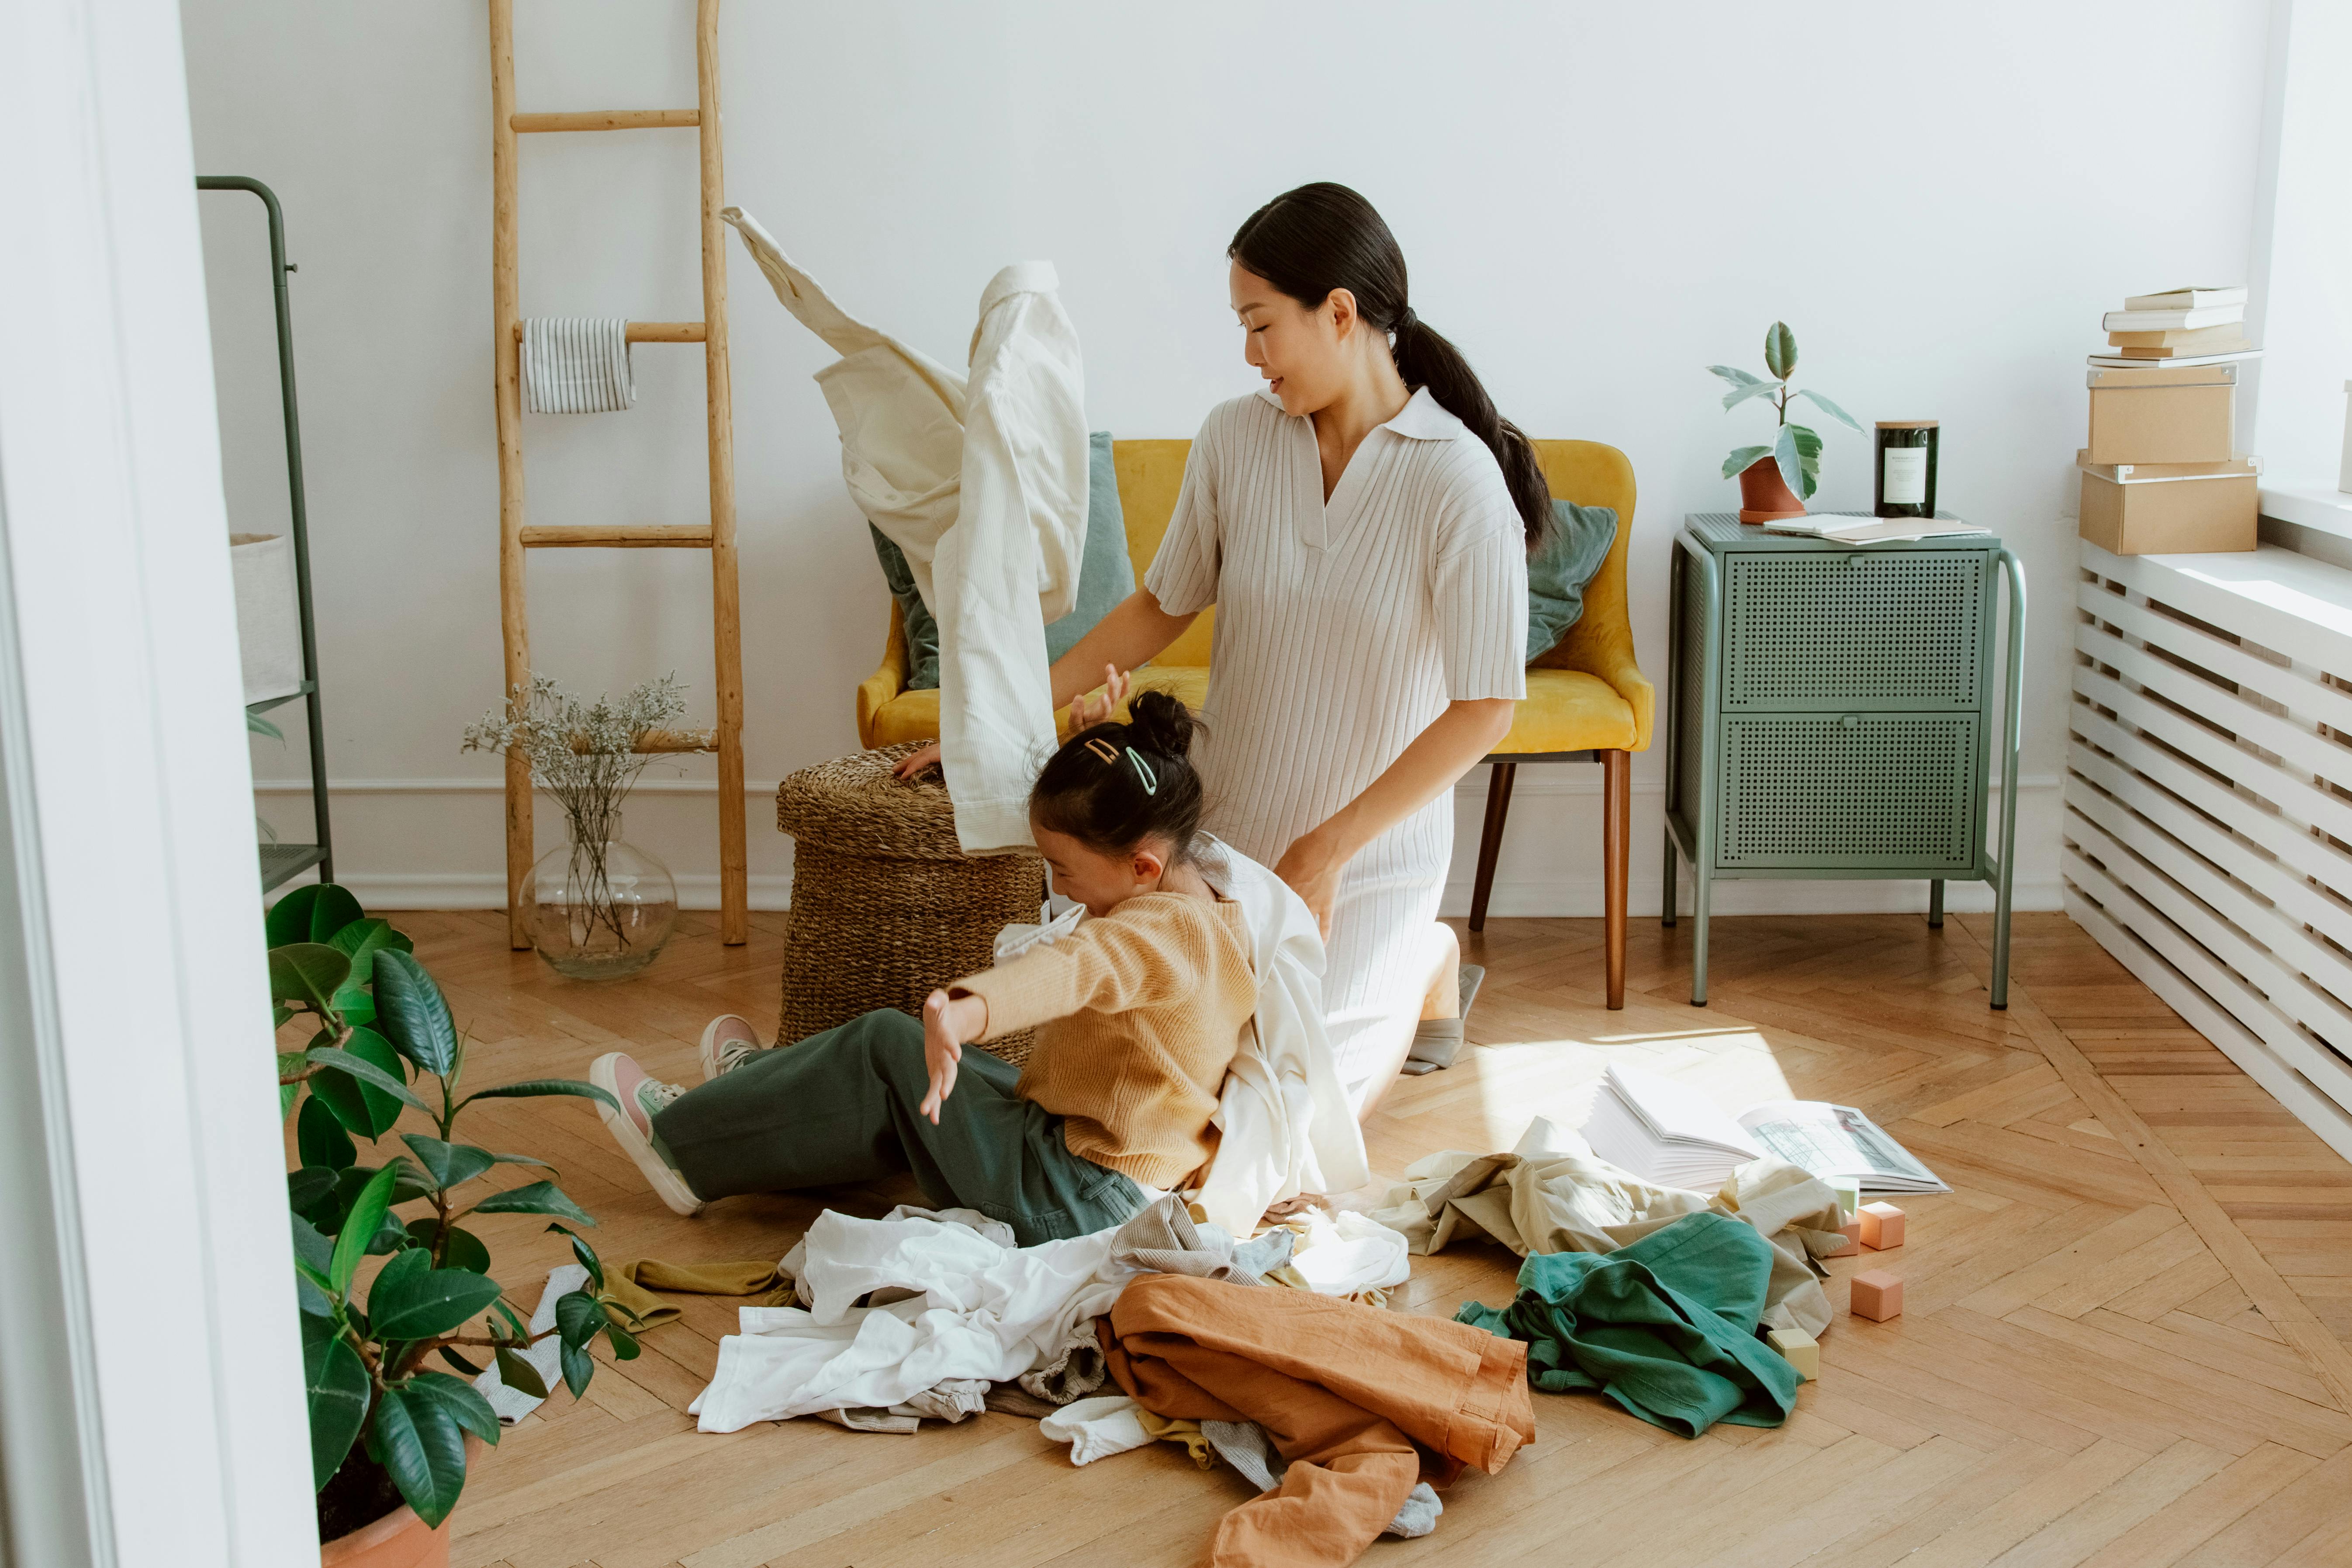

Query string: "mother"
[[910, 182, 1538, 1114]]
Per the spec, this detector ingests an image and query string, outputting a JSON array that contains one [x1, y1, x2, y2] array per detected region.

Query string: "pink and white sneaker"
[[698, 1013, 765, 1082], [588, 1052, 704, 1217]]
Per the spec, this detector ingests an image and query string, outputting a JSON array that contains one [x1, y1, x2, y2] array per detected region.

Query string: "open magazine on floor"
[[1581, 1062, 1947, 1194]]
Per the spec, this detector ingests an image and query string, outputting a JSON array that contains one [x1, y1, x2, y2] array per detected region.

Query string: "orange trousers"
[[1100, 1274, 1534, 1567]]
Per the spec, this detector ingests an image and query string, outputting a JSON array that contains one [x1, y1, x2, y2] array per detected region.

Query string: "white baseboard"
[[1438, 874, 2064, 921], [301, 871, 797, 912]]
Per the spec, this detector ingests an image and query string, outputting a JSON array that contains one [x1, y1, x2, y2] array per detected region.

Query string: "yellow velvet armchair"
[[1472, 441, 1653, 1009], [854, 436, 1651, 1005]]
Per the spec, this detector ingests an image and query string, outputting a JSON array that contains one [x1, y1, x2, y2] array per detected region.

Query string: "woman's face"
[[1231, 260, 1352, 417]]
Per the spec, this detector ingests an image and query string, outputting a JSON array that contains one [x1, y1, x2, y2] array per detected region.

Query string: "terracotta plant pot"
[[1736, 454, 1806, 523], [318, 1435, 481, 1568]]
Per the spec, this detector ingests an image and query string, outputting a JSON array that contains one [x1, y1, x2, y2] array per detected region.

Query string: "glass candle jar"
[[1875, 420, 1939, 519]]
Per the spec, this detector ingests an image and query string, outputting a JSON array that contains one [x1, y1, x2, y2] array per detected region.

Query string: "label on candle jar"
[[1882, 447, 1927, 505]]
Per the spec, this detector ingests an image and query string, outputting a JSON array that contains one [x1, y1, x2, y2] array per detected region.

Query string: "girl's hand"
[[1274, 829, 1346, 938], [1066, 665, 1131, 733], [893, 741, 944, 779], [918, 989, 964, 1123]]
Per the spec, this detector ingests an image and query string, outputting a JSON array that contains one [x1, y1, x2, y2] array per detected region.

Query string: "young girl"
[[589, 691, 1256, 1246]]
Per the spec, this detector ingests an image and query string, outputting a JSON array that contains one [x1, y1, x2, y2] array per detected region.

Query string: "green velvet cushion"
[[1527, 499, 1619, 663], [870, 430, 1130, 691], [1045, 431, 1136, 664]]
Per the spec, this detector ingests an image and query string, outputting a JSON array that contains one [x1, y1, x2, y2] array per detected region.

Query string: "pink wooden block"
[[1850, 1270, 1904, 1322], [1859, 1201, 1906, 1250], [1823, 1219, 1862, 1257]]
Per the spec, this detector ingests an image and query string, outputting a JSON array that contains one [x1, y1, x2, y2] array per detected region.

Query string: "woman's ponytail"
[[1230, 182, 1552, 554], [1390, 315, 1552, 554]]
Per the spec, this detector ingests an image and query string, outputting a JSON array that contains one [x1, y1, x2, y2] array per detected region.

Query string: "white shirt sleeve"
[[1432, 454, 1529, 703], [1143, 408, 1224, 617]]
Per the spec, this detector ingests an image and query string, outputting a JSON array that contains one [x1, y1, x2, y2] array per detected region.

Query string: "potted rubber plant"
[[270, 884, 641, 1566], [1709, 321, 1863, 522]]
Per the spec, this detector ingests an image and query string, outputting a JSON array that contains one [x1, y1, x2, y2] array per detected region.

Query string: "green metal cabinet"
[[1663, 513, 2023, 1007]]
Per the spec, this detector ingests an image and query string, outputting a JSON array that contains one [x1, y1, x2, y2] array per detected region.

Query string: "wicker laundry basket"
[[773, 742, 1046, 1066]]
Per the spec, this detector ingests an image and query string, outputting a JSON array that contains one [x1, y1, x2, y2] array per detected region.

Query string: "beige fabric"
[[1365, 1116, 1847, 1338]]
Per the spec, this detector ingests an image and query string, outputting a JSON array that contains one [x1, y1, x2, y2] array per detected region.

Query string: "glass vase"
[[529, 827, 677, 981]]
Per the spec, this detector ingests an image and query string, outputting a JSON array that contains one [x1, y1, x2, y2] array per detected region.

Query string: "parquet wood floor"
[[320, 909, 2352, 1567]]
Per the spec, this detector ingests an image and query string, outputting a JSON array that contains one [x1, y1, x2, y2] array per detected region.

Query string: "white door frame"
[[0, 1, 318, 1564]]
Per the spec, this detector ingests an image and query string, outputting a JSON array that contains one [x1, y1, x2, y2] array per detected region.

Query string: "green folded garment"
[[1456, 1210, 1800, 1437]]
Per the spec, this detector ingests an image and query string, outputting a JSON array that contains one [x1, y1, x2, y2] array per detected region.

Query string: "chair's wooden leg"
[[1470, 762, 1515, 933], [1602, 749, 1629, 1009]]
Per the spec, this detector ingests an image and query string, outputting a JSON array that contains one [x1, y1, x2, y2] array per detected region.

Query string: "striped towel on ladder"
[[522, 318, 634, 413]]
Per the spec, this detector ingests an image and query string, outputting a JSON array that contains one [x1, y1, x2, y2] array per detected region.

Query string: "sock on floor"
[[1400, 964, 1485, 1076]]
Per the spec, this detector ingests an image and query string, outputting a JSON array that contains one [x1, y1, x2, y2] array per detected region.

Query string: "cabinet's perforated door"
[[1719, 713, 1979, 869], [1724, 551, 1985, 710]]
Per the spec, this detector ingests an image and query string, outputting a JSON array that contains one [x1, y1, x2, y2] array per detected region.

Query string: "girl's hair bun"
[[1123, 688, 1196, 760]]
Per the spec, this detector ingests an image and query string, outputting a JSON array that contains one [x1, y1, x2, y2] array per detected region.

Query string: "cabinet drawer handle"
[[1840, 714, 1861, 730]]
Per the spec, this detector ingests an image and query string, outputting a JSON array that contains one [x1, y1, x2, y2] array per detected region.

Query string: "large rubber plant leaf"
[[267, 883, 366, 948], [372, 950, 459, 1076], [329, 1163, 399, 1299], [1785, 422, 1824, 498], [1722, 443, 1774, 480], [559, 1340, 594, 1399], [297, 1095, 356, 1171], [308, 1032, 430, 1137], [553, 1289, 608, 1350], [292, 1212, 337, 1315], [399, 1134, 495, 1193], [402, 1371, 502, 1446], [458, 1079, 619, 1114], [303, 1332, 371, 1489], [1789, 387, 1863, 432], [1763, 321, 1798, 380], [468, 1180, 595, 1226], [366, 1249, 504, 1341], [495, 1347, 549, 1400], [405, 1218, 491, 1275], [1719, 378, 1783, 412], [371, 1384, 470, 1529], [1772, 423, 1818, 501], [268, 943, 352, 1016], [1705, 363, 1764, 388]]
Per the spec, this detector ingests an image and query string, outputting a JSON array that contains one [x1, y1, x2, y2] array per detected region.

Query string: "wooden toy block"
[[1766, 1327, 1819, 1381], [1829, 1178, 1863, 1221], [1823, 1219, 1862, 1257], [1850, 1270, 1903, 1322], [1858, 1201, 1906, 1250]]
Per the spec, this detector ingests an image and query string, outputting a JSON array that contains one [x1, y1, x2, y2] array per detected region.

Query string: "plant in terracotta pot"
[[1709, 322, 1863, 522], [270, 884, 641, 1565]]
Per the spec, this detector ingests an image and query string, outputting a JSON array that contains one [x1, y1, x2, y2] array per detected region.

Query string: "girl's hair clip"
[[1082, 737, 1121, 766], [1126, 748, 1159, 796]]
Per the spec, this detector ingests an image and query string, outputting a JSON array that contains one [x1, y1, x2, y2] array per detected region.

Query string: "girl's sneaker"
[[589, 1052, 704, 1217], [698, 1013, 766, 1082]]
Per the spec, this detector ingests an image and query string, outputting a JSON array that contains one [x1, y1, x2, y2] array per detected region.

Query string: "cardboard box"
[[2077, 451, 2257, 554], [2086, 363, 2238, 465]]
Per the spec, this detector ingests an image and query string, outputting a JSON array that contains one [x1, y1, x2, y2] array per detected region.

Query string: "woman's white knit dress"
[[1145, 388, 1527, 1108]]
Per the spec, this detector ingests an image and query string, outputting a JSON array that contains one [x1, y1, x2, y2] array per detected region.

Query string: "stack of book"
[[2078, 286, 2260, 555], [1579, 1061, 1947, 1194], [2089, 285, 2257, 370]]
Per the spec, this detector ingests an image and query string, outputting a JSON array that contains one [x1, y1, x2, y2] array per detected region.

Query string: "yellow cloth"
[[1137, 1408, 1217, 1470], [953, 891, 1253, 1190], [598, 1259, 792, 1330]]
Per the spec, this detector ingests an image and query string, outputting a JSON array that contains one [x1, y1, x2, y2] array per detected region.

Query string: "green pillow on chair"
[[869, 430, 1131, 691], [1527, 499, 1618, 663]]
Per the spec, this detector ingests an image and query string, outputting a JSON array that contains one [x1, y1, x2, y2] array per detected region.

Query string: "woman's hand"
[[893, 741, 943, 780], [918, 989, 965, 1123], [1273, 827, 1347, 938], [1065, 664, 1131, 733]]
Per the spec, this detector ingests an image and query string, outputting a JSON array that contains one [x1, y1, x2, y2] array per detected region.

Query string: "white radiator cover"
[[2068, 538, 2352, 1164]]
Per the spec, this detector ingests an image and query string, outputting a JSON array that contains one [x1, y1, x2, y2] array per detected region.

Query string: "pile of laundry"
[[1369, 1115, 1848, 1435]]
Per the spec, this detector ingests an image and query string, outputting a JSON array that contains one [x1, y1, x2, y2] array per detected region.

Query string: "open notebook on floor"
[[1581, 1062, 1947, 1194]]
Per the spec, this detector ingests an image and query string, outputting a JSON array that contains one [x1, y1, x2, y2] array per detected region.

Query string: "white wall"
[[2246, 0, 2352, 491], [184, 0, 2279, 918]]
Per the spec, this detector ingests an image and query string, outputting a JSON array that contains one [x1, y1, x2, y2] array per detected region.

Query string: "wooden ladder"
[[488, 0, 747, 948]]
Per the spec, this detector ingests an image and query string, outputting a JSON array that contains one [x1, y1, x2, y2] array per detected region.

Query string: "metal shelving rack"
[[201, 175, 332, 891]]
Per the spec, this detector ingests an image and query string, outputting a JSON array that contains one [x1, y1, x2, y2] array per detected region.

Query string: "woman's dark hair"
[[1230, 181, 1551, 553], [1030, 689, 1207, 863]]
